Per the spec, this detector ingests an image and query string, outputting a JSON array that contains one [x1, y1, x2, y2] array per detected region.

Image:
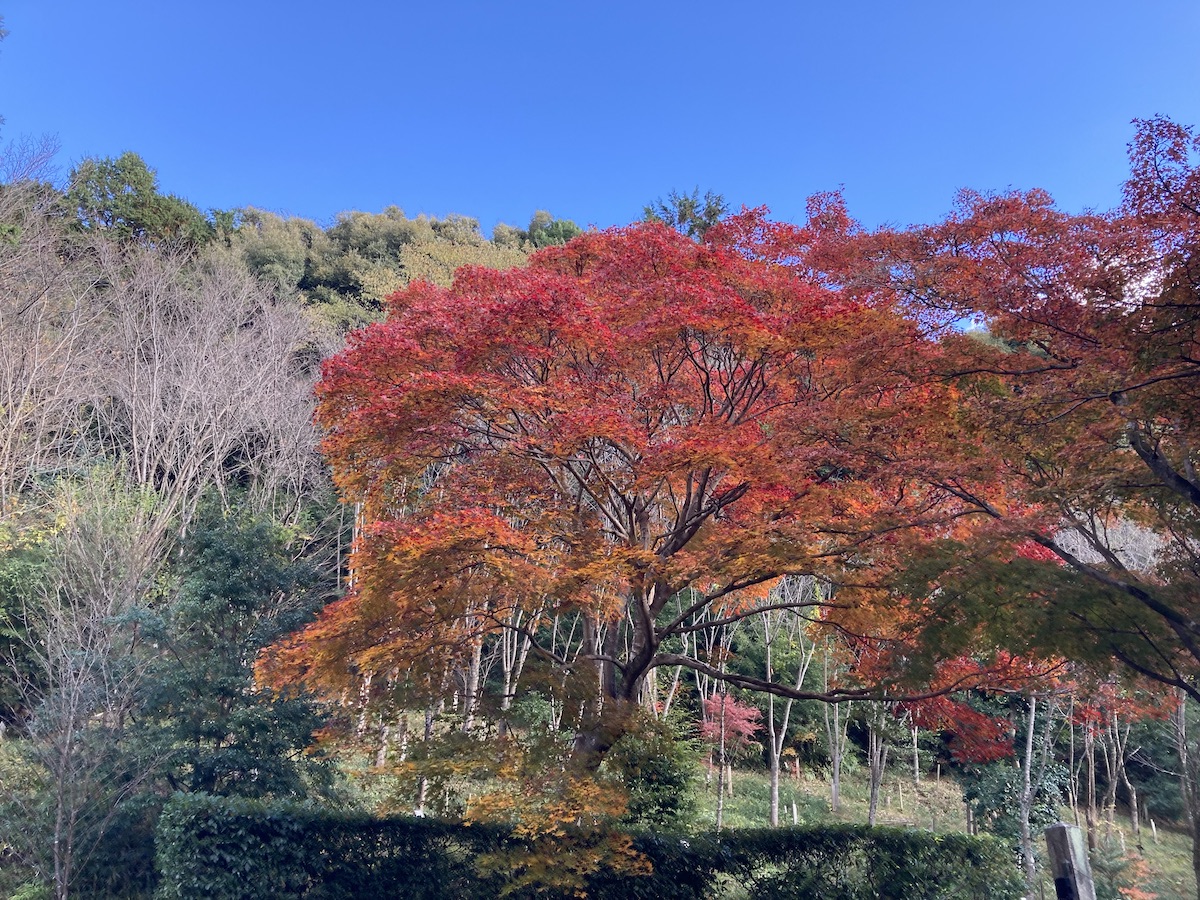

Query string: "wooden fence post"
[[1044, 822, 1096, 900]]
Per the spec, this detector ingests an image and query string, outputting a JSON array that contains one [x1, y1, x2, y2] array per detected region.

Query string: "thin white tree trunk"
[[715, 690, 728, 830], [867, 712, 889, 826]]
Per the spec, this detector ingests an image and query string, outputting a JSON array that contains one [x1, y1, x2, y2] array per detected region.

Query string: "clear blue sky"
[[3, 1, 1198, 234]]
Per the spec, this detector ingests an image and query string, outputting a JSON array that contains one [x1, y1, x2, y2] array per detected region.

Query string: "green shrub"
[[155, 794, 1023, 899], [74, 792, 160, 899], [155, 794, 503, 900]]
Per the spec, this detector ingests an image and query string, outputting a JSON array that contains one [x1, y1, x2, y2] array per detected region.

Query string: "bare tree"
[[0, 133, 60, 185], [1175, 694, 1200, 896], [0, 177, 328, 530], [81, 246, 326, 535], [2, 469, 164, 900], [865, 700, 897, 827], [820, 636, 854, 814], [0, 162, 333, 896], [0, 171, 100, 516], [1015, 694, 1061, 899]]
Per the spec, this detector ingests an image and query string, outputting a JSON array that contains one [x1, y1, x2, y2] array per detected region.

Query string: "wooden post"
[[1044, 823, 1096, 900]]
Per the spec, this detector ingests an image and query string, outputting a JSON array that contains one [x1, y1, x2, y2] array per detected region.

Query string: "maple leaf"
[[264, 210, 1015, 766]]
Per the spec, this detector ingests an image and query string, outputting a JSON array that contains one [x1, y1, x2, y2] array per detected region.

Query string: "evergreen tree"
[[137, 503, 332, 799]]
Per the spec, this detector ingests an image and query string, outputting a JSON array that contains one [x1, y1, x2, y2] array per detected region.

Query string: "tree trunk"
[[1099, 716, 1120, 837], [1018, 695, 1039, 897], [1067, 700, 1082, 828], [764, 650, 781, 826], [867, 716, 888, 826], [1084, 725, 1098, 850], [499, 605, 540, 725], [821, 640, 850, 815], [825, 700, 847, 813], [460, 627, 483, 732], [769, 742, 781, 827], [415, 702, 437, 814], [1016, 694, 1059, 900], [1108, 711, 1140, 842], [53, 769, 72, 900], [759, 585, 817, 828], [716, 690, 728, 829], [1171, 692, 1200, 900], [1123, 770, 1141, 844], [375, 722, 390, 768], [659, 665, 683, 718], [911, 723, 920, 784]]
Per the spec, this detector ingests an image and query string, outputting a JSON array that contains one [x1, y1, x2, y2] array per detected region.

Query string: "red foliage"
[[1068, 677, 1175, 733], [262, 210, 993, 720], [889, 653, 1067, 764], [1013, 539, 1061, 565], [700, 694, 762, 750], [904, 694, 1013, 764], [857, 115, 1200, 692]]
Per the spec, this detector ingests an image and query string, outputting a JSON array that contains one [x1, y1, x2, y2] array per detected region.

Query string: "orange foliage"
[[261, 204, 1065, 774], [466, 742, 649, 898]]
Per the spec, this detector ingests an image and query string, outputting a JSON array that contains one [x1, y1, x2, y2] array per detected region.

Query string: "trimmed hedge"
[[156, 796, 500, 900], [155, 794, 1023, 899]]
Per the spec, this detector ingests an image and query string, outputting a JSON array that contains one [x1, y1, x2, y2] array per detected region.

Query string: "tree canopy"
[[644, 188, 729, 240], [66, 152, 212, 249], [262, 206, 1006, 763], [876, 116, 1200, 701]]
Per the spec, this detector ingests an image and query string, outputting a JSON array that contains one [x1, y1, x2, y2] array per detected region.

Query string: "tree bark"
[[867, 712, 888, 826], [1085, 725, 1098, 850], [1172, 693, 1200, 900], [1018, 696, 1039, 896]]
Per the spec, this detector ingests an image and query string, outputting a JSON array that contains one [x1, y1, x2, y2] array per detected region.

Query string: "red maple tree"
[[261, 208, 1010, 763], [869, 116, 1200, 699], [700, 694, 762, 751]]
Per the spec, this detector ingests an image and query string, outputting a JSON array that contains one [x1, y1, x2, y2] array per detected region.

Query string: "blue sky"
[[2, 1, 1198, 235]]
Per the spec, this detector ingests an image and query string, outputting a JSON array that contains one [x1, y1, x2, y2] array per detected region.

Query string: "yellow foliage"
[[464, 743, 650, 897], [399, 240, 528, 289]]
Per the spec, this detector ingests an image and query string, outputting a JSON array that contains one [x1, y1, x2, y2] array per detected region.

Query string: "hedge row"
[[155, 794, 1023, 899]]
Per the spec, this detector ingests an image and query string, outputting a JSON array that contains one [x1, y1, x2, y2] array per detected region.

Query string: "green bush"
[[155, 794, 1023, 899], [73, 792, 161, 899], [155, 794, 502, 900], [718, 826, 1024, 900]]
